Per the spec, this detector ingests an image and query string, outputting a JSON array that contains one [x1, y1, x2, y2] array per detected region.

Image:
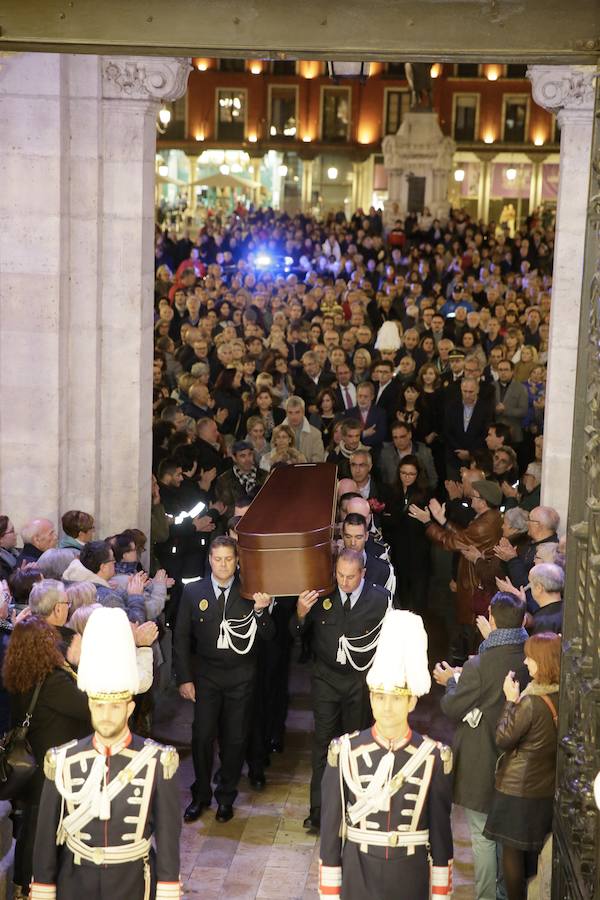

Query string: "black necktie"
[[343, 592, 352, 614], [217, 588, 227, 616]]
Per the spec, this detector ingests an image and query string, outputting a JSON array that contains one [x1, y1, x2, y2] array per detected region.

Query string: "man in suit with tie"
[[174, 537, 275, 824], [290, 549, 391, 833], [347, 382, 388, 451], [443, 377, 492, 479], [333, 362, 357, 413]]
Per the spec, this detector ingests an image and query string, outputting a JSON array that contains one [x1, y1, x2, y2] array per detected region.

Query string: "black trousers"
[[309, 663, 371, 814], [247, 598, 296, 772], [191, 663, 255, 806]]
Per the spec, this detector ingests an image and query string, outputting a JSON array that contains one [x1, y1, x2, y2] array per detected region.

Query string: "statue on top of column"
[[405, 63, 433, 110]]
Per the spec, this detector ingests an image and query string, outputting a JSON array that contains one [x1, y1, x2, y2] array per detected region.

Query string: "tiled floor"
[[154, 647, 476, 899]]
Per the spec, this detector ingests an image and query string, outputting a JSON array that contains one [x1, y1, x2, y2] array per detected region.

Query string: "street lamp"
[[156, 105, 171, 134]]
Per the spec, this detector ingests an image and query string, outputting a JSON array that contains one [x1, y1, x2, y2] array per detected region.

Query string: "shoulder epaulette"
[[44, 748, 57, 781], [44, 738, 79, 780], [437, 741, 453, 775], [143, 738, 179, 779], [327, 736, 343, 767]]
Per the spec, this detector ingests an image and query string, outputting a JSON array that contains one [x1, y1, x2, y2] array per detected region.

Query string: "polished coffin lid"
[[236, 463, 338, 550]]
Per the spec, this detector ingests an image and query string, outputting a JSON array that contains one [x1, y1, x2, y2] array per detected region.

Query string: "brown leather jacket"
[[494, 687, 559, 798], [426, 508, 503, 624]]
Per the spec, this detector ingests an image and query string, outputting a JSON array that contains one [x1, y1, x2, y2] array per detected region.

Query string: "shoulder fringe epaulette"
[[437, 742, 453, 775], [144, 738, 179, 779], [43, 739, 78, 781], [327, 731, 359, 767]]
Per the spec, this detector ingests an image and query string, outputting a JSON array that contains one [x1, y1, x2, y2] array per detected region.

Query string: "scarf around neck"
[[233, 464, 258, 494], [478, 626, 529, 654]]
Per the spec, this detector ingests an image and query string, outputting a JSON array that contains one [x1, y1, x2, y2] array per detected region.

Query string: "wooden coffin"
[[236, 463, 338, 598]]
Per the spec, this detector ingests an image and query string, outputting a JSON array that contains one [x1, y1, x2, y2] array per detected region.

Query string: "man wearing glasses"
[[493, 506, 560, 594]]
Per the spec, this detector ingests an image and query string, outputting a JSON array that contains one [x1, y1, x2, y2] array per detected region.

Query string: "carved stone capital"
[[102, 56, 191, 103], [527, 65, 596, 123]]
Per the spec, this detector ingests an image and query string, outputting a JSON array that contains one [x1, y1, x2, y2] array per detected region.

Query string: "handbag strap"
[[21, 681, 43, 730], [539, 693, 558, 728]]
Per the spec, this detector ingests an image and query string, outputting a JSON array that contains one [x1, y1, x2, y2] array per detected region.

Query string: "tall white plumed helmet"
[[367, 609, 431, 697], [77, 607, 140, 701], [374, 321, 402, 352]]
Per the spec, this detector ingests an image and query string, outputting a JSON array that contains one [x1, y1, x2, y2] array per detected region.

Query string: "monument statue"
[[405, 63, 433, 110]]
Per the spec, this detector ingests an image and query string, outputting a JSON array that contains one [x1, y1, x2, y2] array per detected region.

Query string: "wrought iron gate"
[[553, 73, 600, 900]]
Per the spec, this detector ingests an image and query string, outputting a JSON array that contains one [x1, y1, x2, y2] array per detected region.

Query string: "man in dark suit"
[[332, 361, 358, 413], [174, 537, 275, 823], [341, 513, 395, 595], [346, 382, 388, 450], [443, 377, 493, 478], [446, 355, 496, 419], [290, 549, 391, 832], [434, 592, 530, 900], [293, 350, 336, 412], [286, 323, 310, 371], [372, 359, 401, 426]]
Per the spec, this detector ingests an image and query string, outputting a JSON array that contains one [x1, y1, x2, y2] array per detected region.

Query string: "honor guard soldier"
[[291, 548, 391, 833], [318, 610, 453, 900], [174, 536, 274, 823], [31, 607, 181, 900]]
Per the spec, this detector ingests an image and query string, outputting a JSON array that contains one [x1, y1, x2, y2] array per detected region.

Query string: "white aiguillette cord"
[[342, 735, 436, 824], [215, 589, 258, 654], [336, 619, 383, 670]]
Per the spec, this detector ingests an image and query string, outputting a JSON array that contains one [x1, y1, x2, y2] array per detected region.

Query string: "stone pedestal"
[[528, 65, 596, 526], [382, 112, 455, 224], [0, 53, 191, 539]]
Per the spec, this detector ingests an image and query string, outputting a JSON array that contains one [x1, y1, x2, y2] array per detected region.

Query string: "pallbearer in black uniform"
[[31, 607, 181, 900], [318, 610, 453, 900], [174, 535, 274, 823], [291, 548, 391, 832]]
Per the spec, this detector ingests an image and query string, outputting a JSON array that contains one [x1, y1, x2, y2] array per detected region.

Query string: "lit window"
[[270, 87, 297, 138], [453, 95, 478, 142], [322, 88, 350, 142], [217, 90, 246, 140], [384, 90, 410, 135], [503, 97, 528, 142]]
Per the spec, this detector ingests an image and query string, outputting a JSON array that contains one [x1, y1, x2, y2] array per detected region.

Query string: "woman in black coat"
[[3, 617, 91, 895], [213, 367, 245, 438], [381, 454, 431, 613]]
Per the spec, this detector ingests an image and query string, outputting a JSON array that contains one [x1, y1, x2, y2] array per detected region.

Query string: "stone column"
[[476, 153, 493, 222], [527, 66, 596, 525], [301, 158, 314, 211], [0, 53, 190, 539], [99, 57, 190, 535]]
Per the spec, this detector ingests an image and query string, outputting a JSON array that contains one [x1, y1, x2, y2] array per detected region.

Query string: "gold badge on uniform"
[[323, 598, 332, 610], [199, 599, 209, 611]]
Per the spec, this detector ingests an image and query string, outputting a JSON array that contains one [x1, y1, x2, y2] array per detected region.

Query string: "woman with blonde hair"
[[513, 344, 539, 383], [65, 581, 97, 618], [352, 348, 372, 384], [260, 424, 307, 472]]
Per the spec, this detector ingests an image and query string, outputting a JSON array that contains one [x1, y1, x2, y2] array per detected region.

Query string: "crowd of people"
[[0, 203, 565, 900]]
